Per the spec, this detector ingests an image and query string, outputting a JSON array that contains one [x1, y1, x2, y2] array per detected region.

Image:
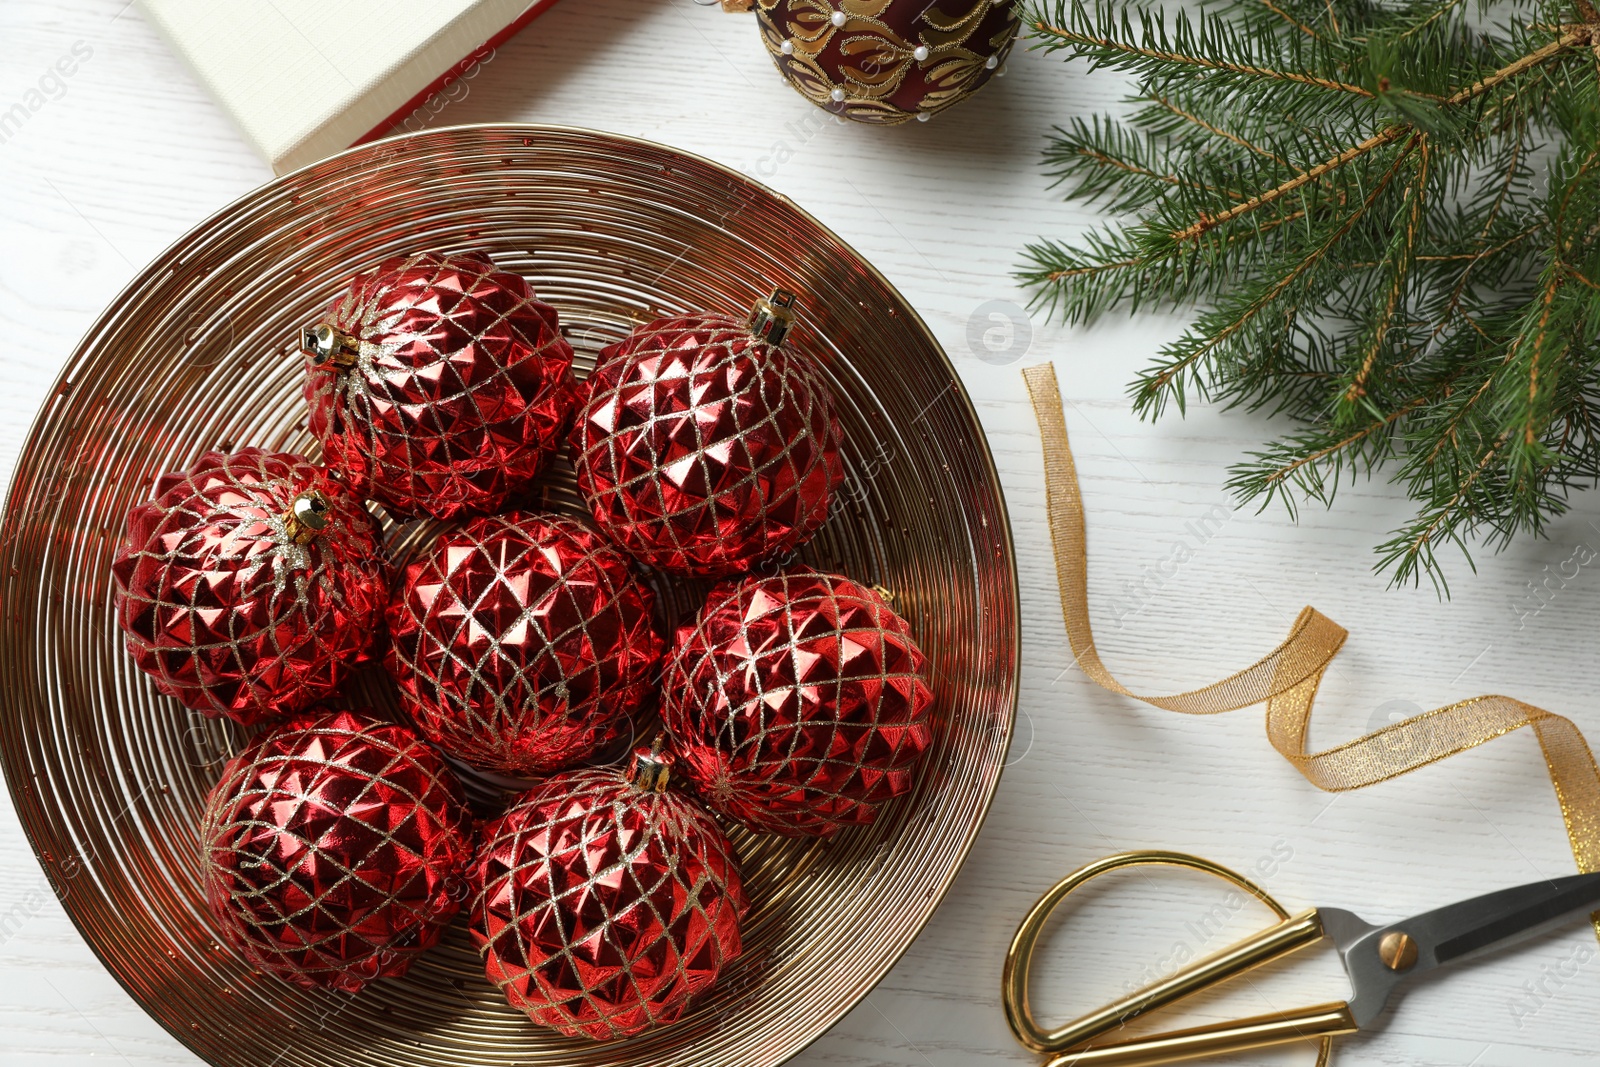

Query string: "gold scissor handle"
[[1002, 850, 1357, 1067], [1040, 1002, 1355, 1066]]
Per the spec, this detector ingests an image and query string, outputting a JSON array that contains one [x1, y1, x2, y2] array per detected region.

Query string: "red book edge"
[[351, 0, 564, 148]]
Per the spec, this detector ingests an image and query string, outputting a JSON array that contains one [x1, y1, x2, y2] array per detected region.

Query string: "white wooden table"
[[3, 1, 1598, 1064]]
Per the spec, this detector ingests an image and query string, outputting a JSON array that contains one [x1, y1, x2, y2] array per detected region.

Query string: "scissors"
[[1001, 850, 1600, 1066]]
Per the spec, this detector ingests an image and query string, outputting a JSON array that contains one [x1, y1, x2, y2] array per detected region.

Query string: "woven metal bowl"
[[0, 124, 1018, 1067]]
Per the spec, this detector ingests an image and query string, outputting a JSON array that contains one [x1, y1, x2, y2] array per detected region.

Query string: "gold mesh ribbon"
[[1024, 363, 1600, 928]]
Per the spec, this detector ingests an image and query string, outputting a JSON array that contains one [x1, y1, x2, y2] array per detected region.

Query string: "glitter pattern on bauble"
[[471, 746, 746, 1040], [111, 448, 388, 726], [662, 569, 935, 836], [755, 0, 1019, 124], [303, 249, 577, 520], [386, 512, 664, 775], [201, 709, 475, 993], [571, 299, 843, 577]]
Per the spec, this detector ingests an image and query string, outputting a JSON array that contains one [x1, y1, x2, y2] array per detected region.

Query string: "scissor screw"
[[1378, 931, 1418, 971]]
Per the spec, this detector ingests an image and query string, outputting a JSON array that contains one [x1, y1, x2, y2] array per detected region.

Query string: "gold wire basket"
[[0, 124, 1019, 1067]]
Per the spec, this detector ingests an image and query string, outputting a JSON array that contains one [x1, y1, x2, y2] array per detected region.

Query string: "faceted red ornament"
[[201, 708, 475, 993], [386, 512, 664, 775], [302, 249, 577, 520], [572, 291, 843, 577], [111, 448, 387, 726], [754, 0, 1019, 125], [662, 569, 935, 836], [471, 746, 746, 1040]]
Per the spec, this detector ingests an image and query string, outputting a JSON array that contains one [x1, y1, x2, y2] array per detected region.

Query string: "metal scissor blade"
[[1332, 871, 1600, 1028], [1427, 872, 1600, 964]]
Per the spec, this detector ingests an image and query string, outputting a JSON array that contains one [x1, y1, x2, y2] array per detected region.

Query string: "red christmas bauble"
[[302, 249, 577, 520], [386, 512, 663, 775], [111, 448, 387, 726], [662, 569, 934, 836], [201, 708, 475, 993], [571, 292, 843, 577], [471, 745, 746, 1040], [754, 0, 1019, 125]]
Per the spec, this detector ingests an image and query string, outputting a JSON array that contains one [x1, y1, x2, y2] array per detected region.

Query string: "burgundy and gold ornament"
[[386, 512, 663, 776], [111, 448, 387, 726], [201, 709, 475, 993], [746, 0, 1019, 125], [471, 744, 746, 1040], [662, 569, 934, 836], [302, 249, 577, 520], [572, 290, 844, 577]]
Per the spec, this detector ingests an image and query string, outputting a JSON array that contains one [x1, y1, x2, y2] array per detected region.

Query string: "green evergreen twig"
[[1021, 0, 1600, 592]]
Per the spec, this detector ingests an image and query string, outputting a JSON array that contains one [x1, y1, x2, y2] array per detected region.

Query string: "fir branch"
[[1379, 428, 1512, 593], [1031, 6, 1377, 96], [1449, 27, 1590, 101], [1022, 0, 1600, 589], [1340, 140, 1431, 415], [1169, 125, 1410, 240], [1167, 27, 1586, 241], [1397, 0, 1467, 41], [1231, 389, 1437, 517], [1145, 92, 1287, 162], [1256, 0, 1323, 39], [1137, 140, 1419, 414], [1043, 116, 1249, 209]]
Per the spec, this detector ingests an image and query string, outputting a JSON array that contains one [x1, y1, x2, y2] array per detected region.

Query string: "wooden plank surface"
[[2, 1, 1597, 1064]]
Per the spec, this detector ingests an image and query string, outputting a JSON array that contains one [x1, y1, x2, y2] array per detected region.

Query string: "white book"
[[139, 0, 560, 174]]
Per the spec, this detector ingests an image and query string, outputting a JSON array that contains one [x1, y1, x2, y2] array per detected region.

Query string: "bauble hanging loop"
[[626, 737, 674, 793], [281, 489, 330, 544], [300, 322, 358, 368], [748, 288, 797, 346]]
